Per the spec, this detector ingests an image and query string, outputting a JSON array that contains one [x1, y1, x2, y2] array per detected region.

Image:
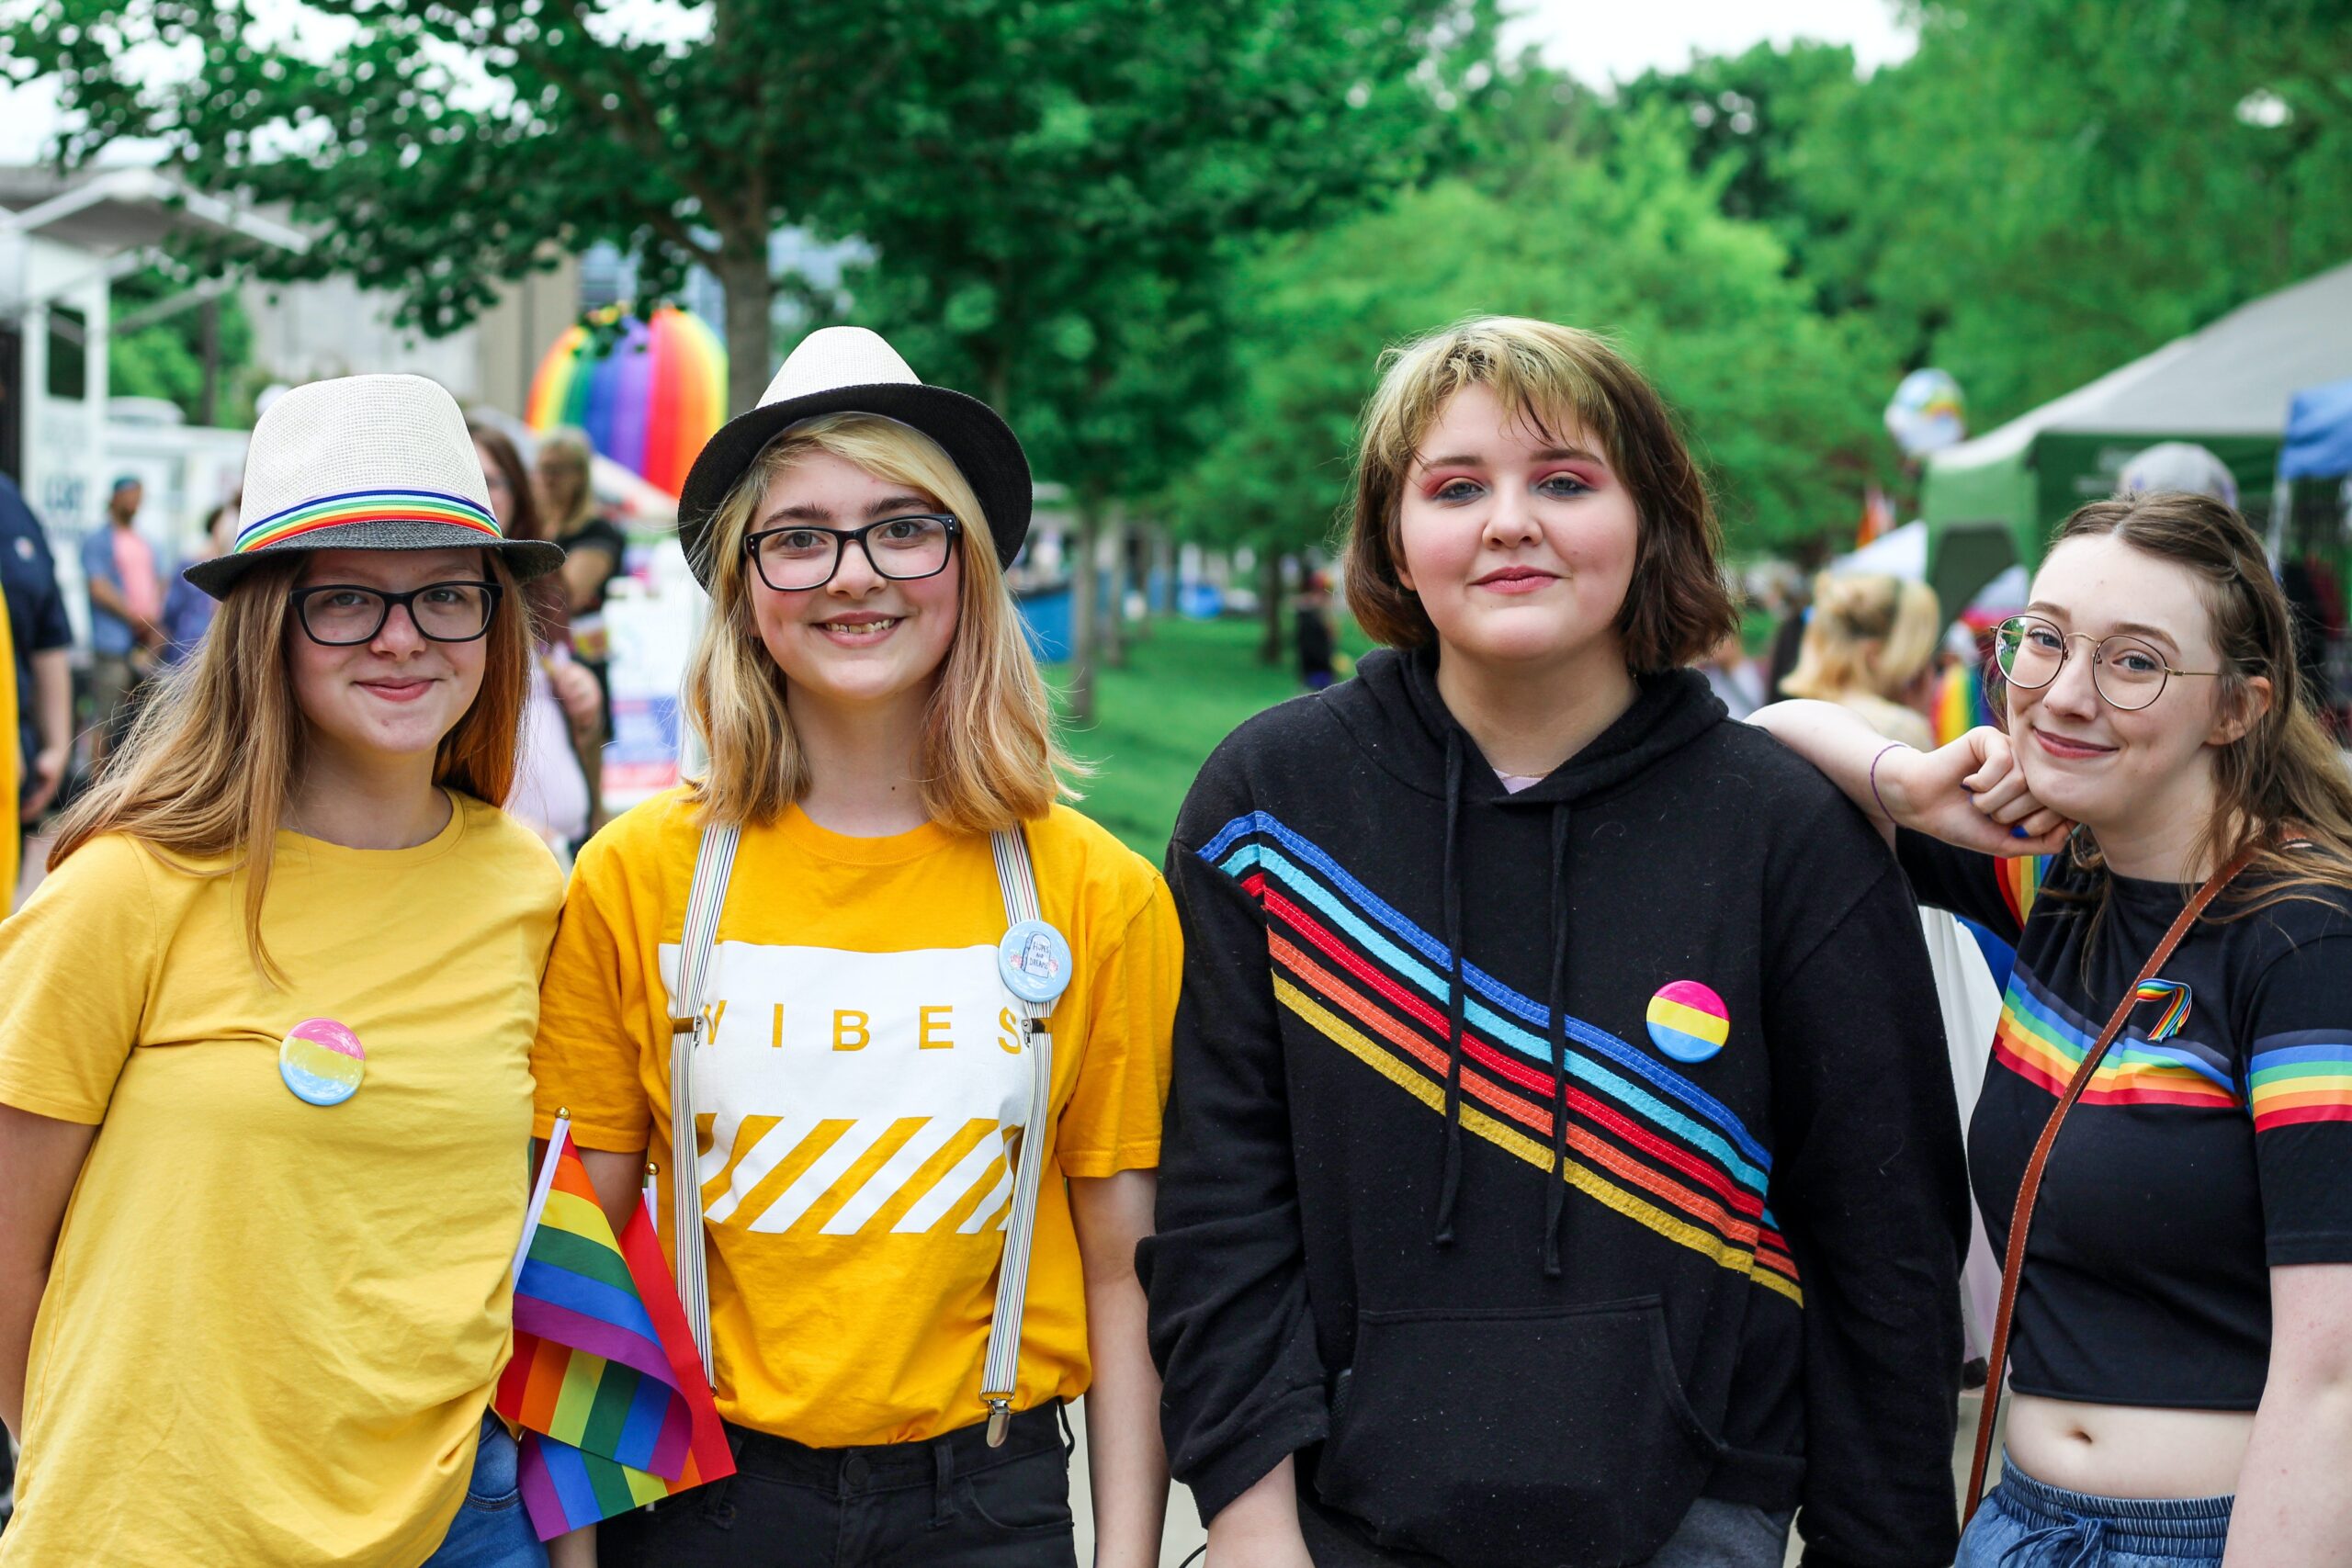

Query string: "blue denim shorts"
[[1958, 1457, 2232, 1566], [421, 1415, 548, 1568]]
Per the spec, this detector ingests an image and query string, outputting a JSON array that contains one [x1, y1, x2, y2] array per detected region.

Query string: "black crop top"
[[1899, 831, 2352, 1409]]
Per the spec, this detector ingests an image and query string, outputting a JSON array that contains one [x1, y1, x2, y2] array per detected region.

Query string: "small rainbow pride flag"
[[2132, 980, 2193, 1043], [496, 1119, 733, 1540]]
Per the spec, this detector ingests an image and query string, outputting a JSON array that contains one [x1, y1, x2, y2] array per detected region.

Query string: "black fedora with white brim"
[[675, 327, 1033, 588], [184, 373, 565, 599]]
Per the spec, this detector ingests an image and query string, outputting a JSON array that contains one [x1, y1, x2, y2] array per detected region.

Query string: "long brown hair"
[[2026, 491, 2352, 921], [681, 412, 1079, 833], [1342, 316, 1738, 671], [49, 550, 532, 981], [469, 420, 570, 649]]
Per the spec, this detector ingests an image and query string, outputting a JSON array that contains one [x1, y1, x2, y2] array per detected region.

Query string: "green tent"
[[1921, 258, 2352, 600]]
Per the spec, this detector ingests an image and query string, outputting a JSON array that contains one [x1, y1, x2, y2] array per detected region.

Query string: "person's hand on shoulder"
[[1881, 726, 2072, 857]]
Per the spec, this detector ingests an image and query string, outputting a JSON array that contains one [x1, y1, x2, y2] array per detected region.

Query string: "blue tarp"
[[2283, 377, 2352, 480]]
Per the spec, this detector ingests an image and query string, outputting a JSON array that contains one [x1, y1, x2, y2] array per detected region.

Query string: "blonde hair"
[[682, 412, 1076, 832], [537, 426, 596, 536], [49, 552, 531, 982], [1782, 572, 1940, 704], [1344, 316, 1737, 670]]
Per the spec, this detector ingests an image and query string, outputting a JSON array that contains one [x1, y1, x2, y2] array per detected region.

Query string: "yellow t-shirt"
[[0, 796, 562, 1568], [532, 792, 1179, 1448], [0, 597, 17, 902]]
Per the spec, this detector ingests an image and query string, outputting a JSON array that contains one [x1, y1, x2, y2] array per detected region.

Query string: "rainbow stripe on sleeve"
[[1992, 965, 2237, 1110], [236, 488, 503, 554], [2247, 1033, 2352, 1132]]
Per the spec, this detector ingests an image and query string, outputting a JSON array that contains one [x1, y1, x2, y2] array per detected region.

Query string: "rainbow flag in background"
[[495, 1120, 733, 1540], [1933, 660, 1996, 747]]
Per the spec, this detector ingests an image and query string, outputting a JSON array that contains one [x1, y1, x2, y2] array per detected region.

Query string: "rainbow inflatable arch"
[[526, 305, 726, 500]]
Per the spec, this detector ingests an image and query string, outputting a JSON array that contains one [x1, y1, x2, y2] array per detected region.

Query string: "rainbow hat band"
[[185, 373, 565, 600], [1646, 980, 1732, 1065], [236, 488, 502, 554]]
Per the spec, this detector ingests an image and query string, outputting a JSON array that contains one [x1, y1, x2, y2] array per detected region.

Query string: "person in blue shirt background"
[[159, 499, 239, 667], [79, 475, 164, 763]]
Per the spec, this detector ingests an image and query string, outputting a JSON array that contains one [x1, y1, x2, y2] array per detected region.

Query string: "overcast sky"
[[1, 0, 1917, 164]]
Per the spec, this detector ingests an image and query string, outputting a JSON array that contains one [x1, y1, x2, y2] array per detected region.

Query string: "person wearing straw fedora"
[[1754, 491, 2352, 1563], [532, 327, 1180, 1568], [0, 373, 570, 1568]]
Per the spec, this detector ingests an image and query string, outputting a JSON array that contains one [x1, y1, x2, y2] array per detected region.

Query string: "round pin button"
[[278, 1017, 367, 1106], [997, 919, 1074, 1008], [1645, 981, 1730, 1065]]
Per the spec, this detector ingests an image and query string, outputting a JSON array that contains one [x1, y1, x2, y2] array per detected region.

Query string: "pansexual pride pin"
[[1646, 981, 1730, 1064], [278, 1017, 367, 1107]]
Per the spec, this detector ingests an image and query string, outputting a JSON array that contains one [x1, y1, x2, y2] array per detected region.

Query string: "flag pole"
[[510, 1111, 572, 1283]]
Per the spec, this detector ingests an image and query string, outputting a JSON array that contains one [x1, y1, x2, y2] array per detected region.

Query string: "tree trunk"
[[1102, 503, 1129, 671], [1260, 548, 1284, 666], [1150, 526, 1175, 626], [1125, 523, 1152, 643], [717, 235, 774, 417], [1067, 496, 1101, 724]]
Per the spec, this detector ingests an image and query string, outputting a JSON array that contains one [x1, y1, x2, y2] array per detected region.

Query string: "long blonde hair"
[[537, 427, 597, 536], [682, 412, 1076, 832], [1782, 571, 1941, 704], [49, 551, 531, 981]]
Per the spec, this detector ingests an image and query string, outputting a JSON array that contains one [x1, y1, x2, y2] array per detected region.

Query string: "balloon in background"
[[2117, 442, 2239, 508], [1885, 368, 1967, 457], [526, 306, 726, 500]]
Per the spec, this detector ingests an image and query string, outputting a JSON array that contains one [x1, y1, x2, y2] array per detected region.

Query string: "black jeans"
[[597, 1405, 1078, 1568]]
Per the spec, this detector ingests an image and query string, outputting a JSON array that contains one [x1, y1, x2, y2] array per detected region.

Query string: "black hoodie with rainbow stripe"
[[1138, 646, 1968, 1568]]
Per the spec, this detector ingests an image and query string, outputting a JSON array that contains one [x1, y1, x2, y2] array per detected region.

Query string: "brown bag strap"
[[1963, 841, 2262, 1520]]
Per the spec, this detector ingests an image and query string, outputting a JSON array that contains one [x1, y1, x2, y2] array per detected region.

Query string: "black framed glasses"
[[744, 513, 962, 592], [1991, 614, 2222, 712], [289, 581, 503, 646]]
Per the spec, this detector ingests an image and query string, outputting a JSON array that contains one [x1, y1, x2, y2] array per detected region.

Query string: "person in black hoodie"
[[1138, 318, 1969, 1568]]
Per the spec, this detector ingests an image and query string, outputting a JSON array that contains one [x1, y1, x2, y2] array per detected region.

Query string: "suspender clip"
[[983, 1395, 1012, 1448]]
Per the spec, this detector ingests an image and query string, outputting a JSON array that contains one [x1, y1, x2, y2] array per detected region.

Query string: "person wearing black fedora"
[[0, 373, 569, 1567], [533, 328, 1180, 1568]]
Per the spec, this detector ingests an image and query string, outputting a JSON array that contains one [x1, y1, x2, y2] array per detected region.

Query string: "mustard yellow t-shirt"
[[0, 796, 562, 1568], [532, 792, 1179, 1448], [0, 598, 17, 902]]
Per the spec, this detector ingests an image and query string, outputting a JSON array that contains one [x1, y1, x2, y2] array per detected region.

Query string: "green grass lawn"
[[1052, 616, 1314, 860]]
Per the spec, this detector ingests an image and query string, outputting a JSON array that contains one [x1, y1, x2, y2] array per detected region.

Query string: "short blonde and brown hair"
[[1342, 317, 1737, 671], [681, 412, 1077, 832]]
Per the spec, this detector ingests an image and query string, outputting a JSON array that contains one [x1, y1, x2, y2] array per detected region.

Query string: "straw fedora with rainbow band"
[[184, 374, 565, 599]]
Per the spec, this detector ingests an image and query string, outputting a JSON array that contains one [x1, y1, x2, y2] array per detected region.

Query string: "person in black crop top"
[[1753, 491, 2352, 1565]]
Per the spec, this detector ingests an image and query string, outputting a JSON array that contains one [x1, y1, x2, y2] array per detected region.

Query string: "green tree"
[[106, 265, 255, 425], [818, 0, 1494, 715], [5, 0, 1493, 422], [1168, 111, 1893, 593], [1611, 40, 1866, 302], [1789, 0, 2352, 425]]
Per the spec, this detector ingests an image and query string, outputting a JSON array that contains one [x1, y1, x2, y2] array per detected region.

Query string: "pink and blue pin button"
[[278, 1017, 366, 1106], [1645, 981, 1730, 1064]]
